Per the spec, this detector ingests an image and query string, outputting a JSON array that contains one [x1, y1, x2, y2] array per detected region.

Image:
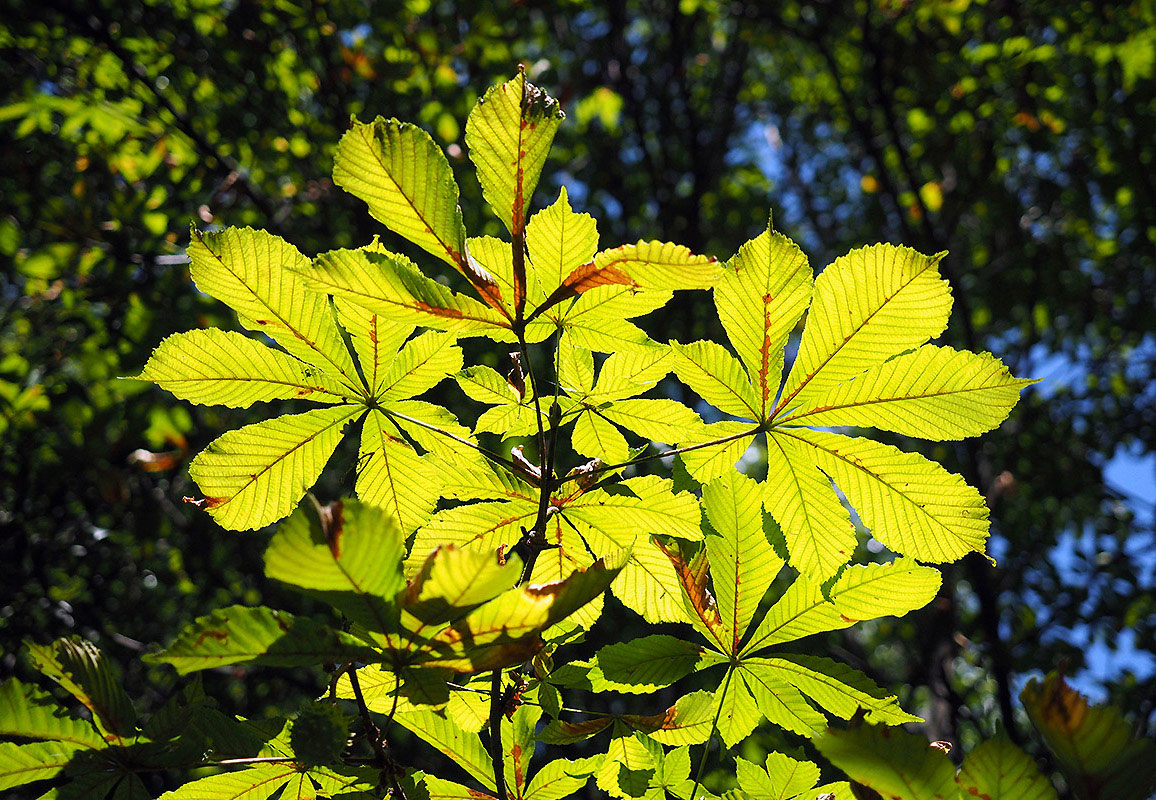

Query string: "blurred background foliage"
[[2, 0, 1154, 790]]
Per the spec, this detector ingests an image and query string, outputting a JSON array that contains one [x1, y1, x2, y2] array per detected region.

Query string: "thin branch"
[[488, 670, 508, 800]]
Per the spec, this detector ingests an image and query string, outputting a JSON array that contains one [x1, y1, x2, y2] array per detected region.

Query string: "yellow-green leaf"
[[716, 226, 812, 419], [138, 329, 355, 407], [703, 472, 783, 654], [25, 638, 137, 742], [465, 70, 564, 237], [737, 662, 827, 739], [525, 186, 599, 305], [572, 409, 630, 463], [334, 117, 503, 307], [0, 741, 90, 792], [333, 297, 413, 397], [677, 421, 759, 483], [784, 428, 989, 563], [765, 430, 858, 583], [189, 405, 358, 531], [594, 241, 722, 290], [957, 738, 1059, 800], [394, 710, 496, 792], [377, 331, 462, 402], [670, 340, 759, 420], [264, 499, 404, 631], [587, 348, 672, 402], [742, 560, 940, 656], [146, 605, 374, 675], [735, 752, 822, 800], [357, 410, 439, 533], [778, 244, 951, 416], [300, 248, 512, 338], [601, 399, 702, 445], [778, 345, 1035, 439], [594, 636, 707, 693], [748, 655, 919, 726], [0, 679, 105, 749]]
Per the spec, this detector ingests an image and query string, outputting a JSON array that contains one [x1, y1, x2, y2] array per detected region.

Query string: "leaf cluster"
[[3, 70, 1042, 800]]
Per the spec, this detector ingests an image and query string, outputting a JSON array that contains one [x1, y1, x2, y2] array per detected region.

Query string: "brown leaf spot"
[[194, 628, 229, 647], [184, 496, 226, 509]]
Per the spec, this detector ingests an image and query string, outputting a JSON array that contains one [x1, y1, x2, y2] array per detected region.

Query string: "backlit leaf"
[[815, 724, 957, 800], [264, 499, 403, 631], [138, 329, 354, 408], [394, 710, 496, 792], [735, 751, 821, 800], [1021, 672, 1156, 800], [670, 340, 759, 420], [25, 638, 137, 741], [777, 345, 1035, 439], [0, 741, 90, 792], [466, 70, 564, 237], [778, 244, 950, 417], [957, 738, 1059, 800], [525, 186, 599, 306], [334, 117, 502, 306], [594, 636, 708, 693], [702, 472, 783, 654], [357, 410, 439, 533], [765, 430, 857, 583], [0, 679, 104, 749], [300, 248, 512, 338], [715, 226, 812, 418], [785, 428, 989, 563], [188, 405, 359, 531]]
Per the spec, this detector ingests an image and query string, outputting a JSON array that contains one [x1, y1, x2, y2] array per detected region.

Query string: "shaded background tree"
[[3, 0, 1153, 787]]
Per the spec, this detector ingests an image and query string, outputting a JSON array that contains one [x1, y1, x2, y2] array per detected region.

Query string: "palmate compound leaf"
[[734, 751, 822, 800], [413, 466, 702, 625], [601, 513, 937, 746], [671, 222, 1033, 580], [137, 227, 475, 531], [556, 337, 702, 463]]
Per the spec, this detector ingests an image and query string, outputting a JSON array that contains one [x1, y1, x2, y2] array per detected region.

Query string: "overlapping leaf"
[[591, 479, 934, 745], [137, 227, 473, 531], [670, 223, 1033, 580], [415, 464, 701, 624], [556, 338, 701, 463]]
